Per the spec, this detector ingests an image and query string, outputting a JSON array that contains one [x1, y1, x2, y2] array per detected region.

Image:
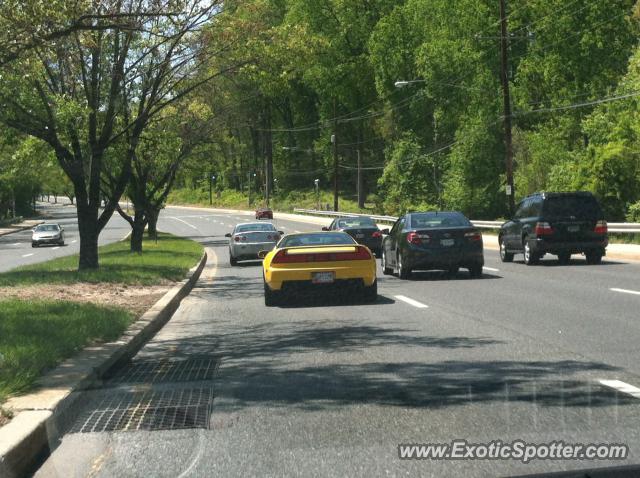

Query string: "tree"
[[0, 0, 224, 269]]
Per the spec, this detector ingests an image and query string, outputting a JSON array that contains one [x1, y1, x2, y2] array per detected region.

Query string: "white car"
[[225, 222, 283, 266], [32, 223, 65, 247]]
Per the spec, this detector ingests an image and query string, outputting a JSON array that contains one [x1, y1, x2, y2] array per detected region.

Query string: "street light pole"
[[314, 179, 320, 210]]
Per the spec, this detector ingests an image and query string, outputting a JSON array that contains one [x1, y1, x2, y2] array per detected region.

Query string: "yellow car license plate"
[[312, 271, 335, 284]]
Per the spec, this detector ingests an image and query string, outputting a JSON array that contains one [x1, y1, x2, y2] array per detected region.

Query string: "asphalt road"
[[20, 205, 640, 477], [0, 201, 130, 273]]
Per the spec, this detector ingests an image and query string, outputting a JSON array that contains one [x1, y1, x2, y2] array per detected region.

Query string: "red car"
[[255, 207, 273, 220]]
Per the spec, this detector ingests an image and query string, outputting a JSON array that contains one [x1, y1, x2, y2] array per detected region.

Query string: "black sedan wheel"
[[381, 249, 393, 275], [468, 263, 483, 278], [397, 252, 411, 279]]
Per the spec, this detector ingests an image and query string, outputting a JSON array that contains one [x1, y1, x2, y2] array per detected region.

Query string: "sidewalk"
[[0, 218, 44, 237]]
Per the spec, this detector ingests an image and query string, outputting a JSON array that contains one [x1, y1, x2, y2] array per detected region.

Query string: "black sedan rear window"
[[279, 233, 356, 248], [410, 213, 471, 229], [337, 217, 376, 228]]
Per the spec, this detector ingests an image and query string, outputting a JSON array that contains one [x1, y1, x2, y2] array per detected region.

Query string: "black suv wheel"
[[499, 236, 513, 263], [523, 237, 540, 266]]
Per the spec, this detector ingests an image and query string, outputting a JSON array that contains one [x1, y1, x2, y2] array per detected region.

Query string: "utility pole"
[[499, 0, 516, 215], [332, 99, 339, 212], [356, 149, 364, 209], [209, 173, 213, 205]]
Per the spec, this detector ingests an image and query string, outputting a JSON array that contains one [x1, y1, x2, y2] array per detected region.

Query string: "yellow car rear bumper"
[[265, 260, 376, 291]]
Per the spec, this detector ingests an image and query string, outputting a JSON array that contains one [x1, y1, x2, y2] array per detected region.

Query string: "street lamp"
[[394, 79, 426, 88]]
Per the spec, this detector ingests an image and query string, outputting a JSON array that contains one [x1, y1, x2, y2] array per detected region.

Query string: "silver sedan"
[[31, 223, 65, 247], [226, 222, 282, 266]]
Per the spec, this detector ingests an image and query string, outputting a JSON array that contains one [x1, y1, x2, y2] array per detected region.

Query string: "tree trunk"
[[77, 204, 100, 270], [130, 211, 146, 253], [147, 208, 159, 239]]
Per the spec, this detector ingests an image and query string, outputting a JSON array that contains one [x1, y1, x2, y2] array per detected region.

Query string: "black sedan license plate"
[[440, 238, 455, 247], [312, 271, 335, 284], [568, 225, 580, 232]]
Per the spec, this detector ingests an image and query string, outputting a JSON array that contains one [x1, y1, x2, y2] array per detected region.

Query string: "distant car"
[[226, 222, 283, 266], [259, 232, 377, 306], [499, 191, 608, 265], [380, 211, 484, 279], [32, 223, 65, 247], [322, 216, 383, 256], [255, 207, 273, 220]]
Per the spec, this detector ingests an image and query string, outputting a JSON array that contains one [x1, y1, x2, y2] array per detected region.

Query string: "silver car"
[[32, 223, 65, 247], [226, 222, 282, 266]]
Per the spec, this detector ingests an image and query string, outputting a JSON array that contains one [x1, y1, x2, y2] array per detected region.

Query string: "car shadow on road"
[[276, 294, 396, 308], [401, 270, 503, 281], [513, 259, 626, 267]]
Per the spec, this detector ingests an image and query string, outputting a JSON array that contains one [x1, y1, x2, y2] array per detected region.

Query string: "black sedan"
[[380, 211, 484, 279], [322, 216, 382, 256]]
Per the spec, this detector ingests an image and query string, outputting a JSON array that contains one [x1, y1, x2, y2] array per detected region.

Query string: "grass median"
[[0, 232, 203, 286], [0, 232, 203, 415]]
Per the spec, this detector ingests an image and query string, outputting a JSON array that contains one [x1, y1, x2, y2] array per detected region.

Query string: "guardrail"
[[292, 208, 640, 233]]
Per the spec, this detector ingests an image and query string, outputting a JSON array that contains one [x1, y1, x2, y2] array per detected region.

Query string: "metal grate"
[[70, 387, 214, 433], [106, 357, 220, 384]]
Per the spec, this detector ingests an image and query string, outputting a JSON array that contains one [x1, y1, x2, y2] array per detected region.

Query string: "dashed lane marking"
[[599, 380, 640, 399], [394, 295, 429, 309], [610, 288, 640, 296]]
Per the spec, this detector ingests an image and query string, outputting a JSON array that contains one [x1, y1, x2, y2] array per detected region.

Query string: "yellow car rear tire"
[[362, 279, 378, 303], [264, 279, 281, 306]]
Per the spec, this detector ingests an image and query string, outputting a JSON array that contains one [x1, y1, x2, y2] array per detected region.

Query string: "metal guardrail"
[[293, 208, 640, 233]]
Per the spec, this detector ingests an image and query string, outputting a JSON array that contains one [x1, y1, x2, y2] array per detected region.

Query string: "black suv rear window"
[[542, 196, 602, 219]]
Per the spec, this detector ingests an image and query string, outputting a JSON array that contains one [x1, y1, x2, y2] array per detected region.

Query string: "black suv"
[[499, 192, 608, 265]]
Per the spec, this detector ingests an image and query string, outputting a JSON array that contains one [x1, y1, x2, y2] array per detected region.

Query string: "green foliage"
[[377, 133, 439, 215], [627, 201, 640, 222]]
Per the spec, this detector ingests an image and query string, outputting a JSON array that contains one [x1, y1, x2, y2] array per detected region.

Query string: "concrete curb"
[[0, 250, 208, 478]]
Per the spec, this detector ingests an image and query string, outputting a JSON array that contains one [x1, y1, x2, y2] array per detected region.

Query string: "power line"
[[512, 90, 640, 116]]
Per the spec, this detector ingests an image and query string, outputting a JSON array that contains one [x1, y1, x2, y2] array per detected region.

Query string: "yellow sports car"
[[258, 232, 378, 306]]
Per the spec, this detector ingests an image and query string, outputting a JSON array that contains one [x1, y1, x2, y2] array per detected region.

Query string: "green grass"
[[0, 299, 133, 402], [0, 232, 204, 286]]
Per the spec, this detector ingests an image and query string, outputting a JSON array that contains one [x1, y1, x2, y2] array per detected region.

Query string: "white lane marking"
[[294, 230, 301, 233], [71, 240, 77, 244], [22, 253, 34, 258], [52, 247, 60, 250], [169, 216, 198, 230], [483, 266, 500, 272], [599, 380, 640, 399], [281, 226, 288, 229], [610, 288, 640, 296], [11, 242, 20, 246], [394, 295, 429, 309]]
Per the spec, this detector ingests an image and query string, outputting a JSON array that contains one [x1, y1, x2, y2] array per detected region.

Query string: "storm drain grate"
[[107, 357, 220, 384], [70, 387, 214, 433]]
